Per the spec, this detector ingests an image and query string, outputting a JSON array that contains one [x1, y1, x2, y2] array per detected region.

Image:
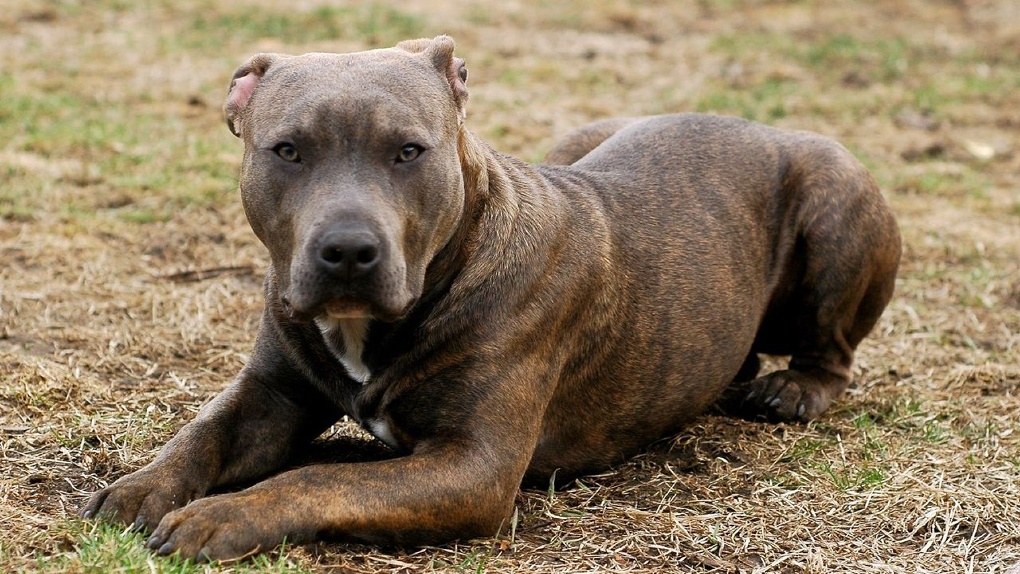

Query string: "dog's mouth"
[[281, 251, 419, 323], [280, 292, 414, 324], [279, 294, 368, 322], [323, 299, 374, 320], [323, 297, 415, 323]]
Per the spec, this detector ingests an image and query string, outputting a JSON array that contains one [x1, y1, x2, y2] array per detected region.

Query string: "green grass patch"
[[701, 32, 922, 122], [779, 436, 828, 463], [429, 549, 497, 573], [0, 74, 104, 156], [805, 34, 909, 82], [893, 168, 990, 201], [116, 208, 172, 224], [32, 521, 312, 573], [695, 77, 796, 122], [184, 5, 423, 49], [0, 185, 37, 222], [0, 70, 238, 223], [851, 413, 889, 459], [709, 32, 797, 61], [875, 398, 959, 446], [702, 29, 1018, 126], [710, 31, 915, 84], [817, 462, 887, 491]]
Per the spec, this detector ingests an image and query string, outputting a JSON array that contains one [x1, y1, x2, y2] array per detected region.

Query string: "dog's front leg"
[[143, 441, 524, 561], [81, 316, 343, 533]]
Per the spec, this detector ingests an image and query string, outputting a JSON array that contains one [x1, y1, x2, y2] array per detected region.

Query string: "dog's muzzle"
[[282, 221, 397, 320]]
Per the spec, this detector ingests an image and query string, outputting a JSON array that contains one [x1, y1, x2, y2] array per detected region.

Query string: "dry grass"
[[1, 0, 1018, 572]]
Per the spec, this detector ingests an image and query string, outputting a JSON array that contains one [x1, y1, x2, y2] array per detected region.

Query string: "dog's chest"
[[313, 317, 407, 451], [315, 317, 372, 384]]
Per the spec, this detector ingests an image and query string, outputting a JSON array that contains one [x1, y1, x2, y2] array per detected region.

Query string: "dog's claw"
[[156, 542, 175, 556]]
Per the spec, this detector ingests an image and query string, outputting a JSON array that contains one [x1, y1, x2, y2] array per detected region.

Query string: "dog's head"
[[224, 36, 470, 322]]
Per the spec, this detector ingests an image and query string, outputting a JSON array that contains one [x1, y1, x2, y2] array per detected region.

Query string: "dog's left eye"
[[396, 144, 423, 163]]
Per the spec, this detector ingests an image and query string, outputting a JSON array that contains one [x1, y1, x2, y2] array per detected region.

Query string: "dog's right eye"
[[273, 143, 301, 163]]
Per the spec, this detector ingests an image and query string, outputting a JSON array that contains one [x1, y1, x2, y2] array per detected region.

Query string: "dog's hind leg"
[[723, 144, 901, 422]]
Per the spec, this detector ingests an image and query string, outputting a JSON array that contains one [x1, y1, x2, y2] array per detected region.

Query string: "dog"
[[81, 35, 901, 561]]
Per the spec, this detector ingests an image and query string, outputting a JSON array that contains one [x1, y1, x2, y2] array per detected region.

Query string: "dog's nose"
[[315, 228, 381, 279]]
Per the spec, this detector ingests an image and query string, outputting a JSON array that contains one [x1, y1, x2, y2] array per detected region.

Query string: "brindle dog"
[[82, 36, 901, 561]]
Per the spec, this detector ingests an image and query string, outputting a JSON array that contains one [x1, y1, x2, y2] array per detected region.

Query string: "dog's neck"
[[421, 128, 539, 292], [412, 128, 567, 333]]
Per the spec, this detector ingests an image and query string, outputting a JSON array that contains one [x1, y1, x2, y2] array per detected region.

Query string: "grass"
[[695, 77, 797, 121], [804, 35, 910, 83], [184, 4, 424, 49], [0, 72, 238, 226], [32, 521, 313, 574], [2, 0, 1020, 573]]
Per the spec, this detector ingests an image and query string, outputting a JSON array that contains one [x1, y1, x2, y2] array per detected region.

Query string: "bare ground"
[[1, 0, 1018, 572]]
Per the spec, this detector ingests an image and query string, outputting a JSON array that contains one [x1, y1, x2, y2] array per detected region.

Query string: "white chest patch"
[[315, 316, 372, 384], [366, 417, 399, 449]]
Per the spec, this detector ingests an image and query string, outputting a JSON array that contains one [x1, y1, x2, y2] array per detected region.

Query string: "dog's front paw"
[[733, 369, 848, 422], [145, 492, 301, 562], [81, 469, 204, 533]]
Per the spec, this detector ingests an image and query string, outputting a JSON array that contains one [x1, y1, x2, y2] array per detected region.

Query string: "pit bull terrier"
[[82, 36, 901, 561]]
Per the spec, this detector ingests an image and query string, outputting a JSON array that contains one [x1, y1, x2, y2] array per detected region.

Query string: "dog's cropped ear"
[[398, 36, 469, 121], [224, 53, 281, 138]]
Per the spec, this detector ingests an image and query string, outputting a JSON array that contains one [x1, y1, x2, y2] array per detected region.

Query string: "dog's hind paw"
[[718, 368, 850, 422]]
